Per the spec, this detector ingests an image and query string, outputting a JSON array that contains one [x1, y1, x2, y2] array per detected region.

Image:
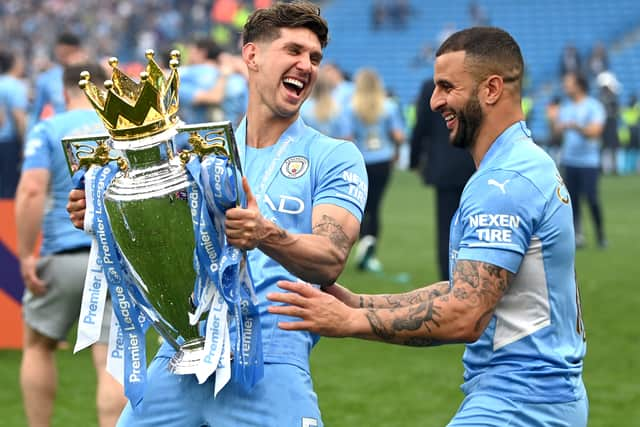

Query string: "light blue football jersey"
[[157, 116, 368, 373], [558, 97, 605, 168], [300, 98, 349, 139], [0, 74, 28, 143], [22, 109, 105, 255], [222, 74, 248, 128], [449, 121, 586, 403], [179, 63, 220, 125], [29, 65, 65, 129], [344, 98, 404, 164]]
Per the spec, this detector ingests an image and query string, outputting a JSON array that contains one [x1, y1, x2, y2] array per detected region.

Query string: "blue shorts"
[[447, 389, 588, 427], [117, 356, 323, 427]]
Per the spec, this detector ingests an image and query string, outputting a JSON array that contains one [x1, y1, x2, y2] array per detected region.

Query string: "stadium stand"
[[321, 0, 640, 142]]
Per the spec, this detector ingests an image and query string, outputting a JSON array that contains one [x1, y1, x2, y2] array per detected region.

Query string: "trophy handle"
[[177, 121, 244, 207], [62, 134, 128, 176]]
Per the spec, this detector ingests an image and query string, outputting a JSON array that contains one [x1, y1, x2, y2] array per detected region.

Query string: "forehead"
[[434, 51, 468, 79], [269, 27, 322, 51]]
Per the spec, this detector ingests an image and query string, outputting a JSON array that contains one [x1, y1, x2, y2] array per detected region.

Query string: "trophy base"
[[168, 338, 206, 375]]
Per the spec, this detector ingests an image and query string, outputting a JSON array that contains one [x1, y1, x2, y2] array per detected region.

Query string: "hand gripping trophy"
[[63, 50, 263, 406]]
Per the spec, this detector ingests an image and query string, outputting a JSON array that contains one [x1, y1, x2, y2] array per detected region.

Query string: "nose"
[[430, 86, 444, 112], [296, 54, 313, 72]]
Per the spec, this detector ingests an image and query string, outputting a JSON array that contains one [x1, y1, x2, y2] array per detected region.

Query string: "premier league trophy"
[[63, 50, 262, 405]]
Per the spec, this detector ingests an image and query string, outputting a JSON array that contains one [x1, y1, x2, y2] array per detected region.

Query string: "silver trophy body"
[[64, 122, 242, 374]]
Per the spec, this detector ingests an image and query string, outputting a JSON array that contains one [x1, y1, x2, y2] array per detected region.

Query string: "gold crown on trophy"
[[79, 49, 181, 140]]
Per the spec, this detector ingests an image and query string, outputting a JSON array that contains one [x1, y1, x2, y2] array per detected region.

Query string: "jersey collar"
[[478, 120, 531, 171]]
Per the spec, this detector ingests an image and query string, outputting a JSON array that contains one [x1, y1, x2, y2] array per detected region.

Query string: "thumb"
[[242, 176, 257, 208]]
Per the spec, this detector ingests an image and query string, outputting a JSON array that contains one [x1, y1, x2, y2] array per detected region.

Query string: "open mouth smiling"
[[283, 77, 305, 96]]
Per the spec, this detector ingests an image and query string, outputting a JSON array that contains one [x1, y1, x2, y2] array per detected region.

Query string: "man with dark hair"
[[269, 27, 588, 426], [0, 49, 28, 198], [68, 2, 366, 426], [16, 62, 126, 427], [29, 32, 86, 128], [551, 71, 606, 248]]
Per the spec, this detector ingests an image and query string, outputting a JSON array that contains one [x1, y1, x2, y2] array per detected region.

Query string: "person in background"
[[269, 26, 588, 427], [409, 77, 475, 281], [596, 71, 620, 175], [322, 62, 354, 108], [619, 94, 640, 174], [16, 63, 126, 427], [552, 71, 607, 248], [346, 68, 404, 273], [0, 49, 28, 198], [300, 73, 349, 138], [29, 32, 86, 129], [545, 95, 563, 164]]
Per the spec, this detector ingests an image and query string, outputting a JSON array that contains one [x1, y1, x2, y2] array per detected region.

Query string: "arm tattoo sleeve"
[[312, 214, 350, 254], [362, 261, 511, 345]]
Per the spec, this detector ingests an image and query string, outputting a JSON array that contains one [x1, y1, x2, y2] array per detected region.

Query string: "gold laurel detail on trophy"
[[78, 50, 181, 141], [74, 140, 129, 171], [179, 132, 229, 166]]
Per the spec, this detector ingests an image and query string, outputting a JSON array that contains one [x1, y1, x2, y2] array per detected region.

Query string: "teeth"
[[445, 114, 456, 122], [283, 77, 304, 89]]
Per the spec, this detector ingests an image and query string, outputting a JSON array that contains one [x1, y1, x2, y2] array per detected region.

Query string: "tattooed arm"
[[268, 260, 513, 346], [225, 179, 360, 286]]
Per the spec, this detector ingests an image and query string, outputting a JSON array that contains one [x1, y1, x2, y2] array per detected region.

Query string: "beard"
[[451, 92, 483, 149]]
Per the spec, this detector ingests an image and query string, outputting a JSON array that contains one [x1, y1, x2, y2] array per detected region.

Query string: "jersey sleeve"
[[22, 121, 52, 171], [456, 170, 544, 273], [588, 99, 606, 125], [386, 100, 405, 133], [313, 140, 368, 221]]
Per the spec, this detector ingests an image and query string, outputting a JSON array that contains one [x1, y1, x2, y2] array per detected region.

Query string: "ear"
[[242, 43, 258, 71], [482, 75, 503, 106]]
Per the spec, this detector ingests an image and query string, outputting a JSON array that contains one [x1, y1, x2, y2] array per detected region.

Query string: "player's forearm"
[[15, 191, 45, 259], [357, 281, 450, 309], [580, 122, 604, 138], [347, 292, 479, 347], [193, 76, 227, 105], [258, 224, 350, 286]]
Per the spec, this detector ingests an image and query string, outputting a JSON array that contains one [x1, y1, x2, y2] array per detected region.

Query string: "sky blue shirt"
[[344, 98, 404, 164], [222, 74, 248, 128], [0, 75, 28, 143], [332, 80, 354, 107], [21, 109, 104, 255], [450, 121, 586, 403], [558, 96, 606, 168], [179, 63, 220, 125], [300, 98, 349, 139], [158, 116, 368, 372], [29, 65, 65, 130]]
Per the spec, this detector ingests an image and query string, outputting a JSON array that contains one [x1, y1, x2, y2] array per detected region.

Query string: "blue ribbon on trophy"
[[90, 162, 151, 408], [186, 155, 263, 392]]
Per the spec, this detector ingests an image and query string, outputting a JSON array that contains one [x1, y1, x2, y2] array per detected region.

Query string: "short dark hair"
[[242, 1, 329, 49], [64, 63, 107, 90], [436, 27, 524, 90], [194, 38, 223, 61], [57, 32, 82, 47], [0, 50, 15, 74], [567, 71, 589, 93]]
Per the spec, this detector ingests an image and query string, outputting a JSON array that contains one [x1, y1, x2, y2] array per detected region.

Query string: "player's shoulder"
[[303, 124, 363, 168]]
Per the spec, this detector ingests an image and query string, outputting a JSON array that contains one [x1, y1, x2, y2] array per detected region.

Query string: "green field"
[[2, 171, 639, 426]]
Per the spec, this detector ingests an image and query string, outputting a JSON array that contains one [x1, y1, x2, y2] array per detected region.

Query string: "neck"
[[244, 97, 298, 148], [573, 92, 586, 102], [470, 103, 524, 167]]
